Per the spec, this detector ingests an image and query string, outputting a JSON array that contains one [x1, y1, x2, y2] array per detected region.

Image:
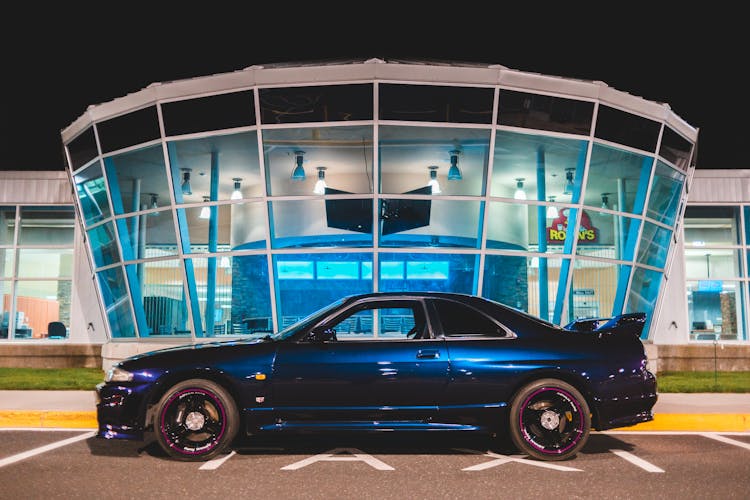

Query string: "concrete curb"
[[0, 411, 749, 432], [0, 411, 97, 429]]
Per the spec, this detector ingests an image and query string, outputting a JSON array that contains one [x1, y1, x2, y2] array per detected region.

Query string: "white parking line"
[[0, 431, 95, 468], [454, 449, 582, 472], [199, 451, 236, 470], [700, 432, 750, 451], [610, 449, 664, 472]]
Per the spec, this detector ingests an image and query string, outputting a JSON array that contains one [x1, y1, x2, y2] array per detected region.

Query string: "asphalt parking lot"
[[1, 430, 748, 499]]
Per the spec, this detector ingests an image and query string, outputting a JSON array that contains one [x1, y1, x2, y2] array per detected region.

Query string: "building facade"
[[5, 59, 718, 368]]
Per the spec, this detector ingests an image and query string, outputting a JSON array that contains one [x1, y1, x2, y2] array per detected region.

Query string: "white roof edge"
[[61, 59, 698, 144], [691, 169, 750, 178]]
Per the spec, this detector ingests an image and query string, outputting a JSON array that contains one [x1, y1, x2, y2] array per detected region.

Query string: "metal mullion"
[[476, 86, 500, 297], [372, 82, 380, 293]]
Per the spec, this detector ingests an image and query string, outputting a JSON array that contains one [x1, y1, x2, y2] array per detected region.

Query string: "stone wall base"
[[0, 344, 103, 369]]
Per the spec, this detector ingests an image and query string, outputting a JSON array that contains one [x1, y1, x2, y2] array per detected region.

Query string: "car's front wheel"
[[154, 379, 239, 461], [509, 378, 590, 461]]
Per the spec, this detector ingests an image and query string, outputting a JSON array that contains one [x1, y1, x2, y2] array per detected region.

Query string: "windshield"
[[270, 297, 348, 341]]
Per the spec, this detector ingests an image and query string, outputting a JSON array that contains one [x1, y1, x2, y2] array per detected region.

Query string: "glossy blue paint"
[[95, 291, 657, 460]]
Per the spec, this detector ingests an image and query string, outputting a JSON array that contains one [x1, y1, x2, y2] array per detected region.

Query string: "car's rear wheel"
[[154, 379, 238, 461], [509, 378, 590, 461]]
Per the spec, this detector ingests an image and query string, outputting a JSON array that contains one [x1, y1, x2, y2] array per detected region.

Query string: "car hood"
[[120, 336, 271, 366]]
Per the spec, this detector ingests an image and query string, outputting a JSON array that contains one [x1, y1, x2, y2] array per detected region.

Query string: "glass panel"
[[658, 126, 693, 170], [636, 222, 672, 269], [685, 248, 741, 279], [575, 210, 641, 261], [378, 252, 478, 294], [18, 249, 73, 278], [96, 267, 136, 338], [263, 125, 374, 196], [66, 126, 98, 171], [379, 199, 482, 248], [379, 84, 493, 124], [97, 106, 161, 154], [486, 201, 579, 253], [189, 255, 272, 337], [687, 280, 744, 341], [0, 280, 10, 339], [168, 131, 263, 203], [273, 253, 373, 325], [594, 105, 660, 153], [584, 144, 653, 216], [269, 199, 373, 249], [0, 249, 11, 278], [432, 298, 505, 337], [259, 84, 373, 124], [685, 206, 739, 247], [74, 162, 112, 227], [126, 260, 188, 337], [179, 201, 266, 253], [570, 258, 629, 320], [87, 222, 121, 268], [646, 160, 685, 226], [13, 280, 71, 338], [490, 131, 588, 203], [497, 90, 594, 135], [0, 206, 15, 244], [18, 206, 75, 245], [103, 145, 170, 215], [625, 266, 664, 339], [118, 212, 178, 261], [379, 125, 489, 197], [482, 254, 568, 322], [162, 91, 256, 136]]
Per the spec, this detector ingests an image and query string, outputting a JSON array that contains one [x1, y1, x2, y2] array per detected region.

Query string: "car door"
[[271, 297, 449, 422], [427, 298, 524, 407]]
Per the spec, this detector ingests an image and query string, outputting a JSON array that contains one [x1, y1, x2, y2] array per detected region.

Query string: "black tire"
[[508, 378, 590, 461], [154, 379, 239, 461]]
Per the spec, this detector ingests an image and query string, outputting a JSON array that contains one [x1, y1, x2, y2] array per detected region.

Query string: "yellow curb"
[[0, 411, 97, 428], [628, 413, 750, 432], [0, 411, 748, 432]]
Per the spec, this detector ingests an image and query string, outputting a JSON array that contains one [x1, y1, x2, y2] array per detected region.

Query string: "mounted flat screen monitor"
[[381, 186, 432, 236], [325, 188, 373, 234]]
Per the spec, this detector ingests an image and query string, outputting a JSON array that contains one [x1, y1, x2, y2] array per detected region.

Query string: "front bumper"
[[95, 381, 152, 440]]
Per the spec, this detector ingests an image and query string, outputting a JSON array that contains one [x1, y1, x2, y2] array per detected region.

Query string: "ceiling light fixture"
[[447, 150, 462, 181], [199, 196, 210, 219], [291, 150, 306, 181], [601, 192, 611, 210], [514, 178, 527, 200], [547, 196, 559, 218], [428, 166, 441, 194], [313, 167, 327, 195], [181, 169, 192, 195], [563, 168, 575, 195], [231, 178, 243, 200]]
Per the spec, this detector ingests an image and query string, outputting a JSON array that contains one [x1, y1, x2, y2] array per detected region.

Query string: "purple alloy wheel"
[[517, 386, 585, 455]]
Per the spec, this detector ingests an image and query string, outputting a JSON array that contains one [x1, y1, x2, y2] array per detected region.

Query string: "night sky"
[[1, 8, 742, 172]]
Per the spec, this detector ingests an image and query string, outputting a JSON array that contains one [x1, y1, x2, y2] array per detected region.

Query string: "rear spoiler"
[[564, 312, 646, 338]]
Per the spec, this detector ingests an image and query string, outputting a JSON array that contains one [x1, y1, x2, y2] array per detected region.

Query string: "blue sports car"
[[96, 292, 657, 461]]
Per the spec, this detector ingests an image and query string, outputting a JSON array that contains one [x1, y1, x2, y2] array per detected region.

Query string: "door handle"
[[417, 349, 440, 359]]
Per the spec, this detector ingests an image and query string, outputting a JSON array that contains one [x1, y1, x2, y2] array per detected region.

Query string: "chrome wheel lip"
[[159, 388, 227, 455], [518, 386, 584, 455]]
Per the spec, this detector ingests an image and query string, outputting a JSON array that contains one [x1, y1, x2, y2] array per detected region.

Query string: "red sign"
[[547, 208, 598, 244]]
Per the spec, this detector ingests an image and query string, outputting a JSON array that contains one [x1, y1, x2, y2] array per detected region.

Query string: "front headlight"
[[105, 366, 134, 383]]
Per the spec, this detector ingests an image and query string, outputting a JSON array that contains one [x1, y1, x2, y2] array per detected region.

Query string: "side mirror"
[[308, 327, 337, 342]]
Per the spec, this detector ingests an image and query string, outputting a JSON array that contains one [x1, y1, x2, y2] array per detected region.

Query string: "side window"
[[433, 299, 507, 338], [326, 300, 426, 340]]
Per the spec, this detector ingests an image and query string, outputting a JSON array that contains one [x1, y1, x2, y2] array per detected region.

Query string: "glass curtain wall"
[[64, 80, 694, 342], [0, 205, 75, 340], [683, 206, 746, 341]]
